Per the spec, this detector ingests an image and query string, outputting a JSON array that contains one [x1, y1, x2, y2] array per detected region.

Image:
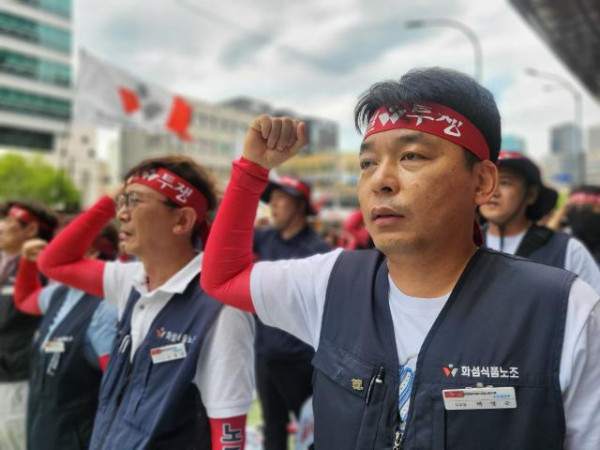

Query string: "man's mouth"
[[119, 230, 132, 240], [370, 206, 405, 224]]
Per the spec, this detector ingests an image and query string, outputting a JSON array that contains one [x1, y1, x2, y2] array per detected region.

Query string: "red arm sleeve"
[[37, 196, 115, 298], [13, 259, 43, 315], [201, 158, 269, 313], [209, 415, 246, 450]]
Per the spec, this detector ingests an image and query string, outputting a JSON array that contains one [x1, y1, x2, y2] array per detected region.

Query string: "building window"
[[0, 12, 71, 53], [0, 126, 54, 150], [15, 0, 71, 19], [0, 87, 70, 120], [0, 49, 71, 87]]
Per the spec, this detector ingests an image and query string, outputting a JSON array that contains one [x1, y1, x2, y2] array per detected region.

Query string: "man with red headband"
[[0, 201, 57, 450], [480, 151, 600, 292], [551, 185, 600, 267], [255, 174, 329, 449], [202, 67, 600, 449], [38, 156, 254, 449]]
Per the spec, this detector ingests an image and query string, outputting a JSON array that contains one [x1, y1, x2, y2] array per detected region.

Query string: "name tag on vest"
[[150, 342, 187, 364], [443, 386, 517, 410], [44, 340, 66, 353], [1, 286, 14, 296]]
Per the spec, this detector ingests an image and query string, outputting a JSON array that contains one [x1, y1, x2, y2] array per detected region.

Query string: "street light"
[[525, 68, 585, 184], [525, 68, 583, 130], [405, 19, 483, 83]]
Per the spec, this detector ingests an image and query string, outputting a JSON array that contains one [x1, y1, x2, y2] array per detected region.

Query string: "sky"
[[74, 0, 600, 160]]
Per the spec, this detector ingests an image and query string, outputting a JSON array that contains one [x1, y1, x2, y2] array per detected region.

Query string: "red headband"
[[569, 192, 600, 206], [127, 168, 211, 247], [364, 103, 490, 160], [498, 150, 526, 161], [8, 206, 53, 230]]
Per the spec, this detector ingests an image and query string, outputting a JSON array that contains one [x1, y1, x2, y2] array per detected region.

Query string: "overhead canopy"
[[510, 0, 600, 102]]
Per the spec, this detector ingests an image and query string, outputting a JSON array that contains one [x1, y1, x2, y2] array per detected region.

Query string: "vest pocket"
[[312, 339, 387, 450]]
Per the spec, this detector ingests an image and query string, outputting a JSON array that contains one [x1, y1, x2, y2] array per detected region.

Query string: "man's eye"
[[360, 160, 375, 170], [402, 152, 420, 161]]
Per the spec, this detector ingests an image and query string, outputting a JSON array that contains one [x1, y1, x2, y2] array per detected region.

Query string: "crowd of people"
[[0, 67, 598, 450]]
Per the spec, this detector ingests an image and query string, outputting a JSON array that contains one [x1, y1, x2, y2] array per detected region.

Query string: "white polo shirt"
[[103, 253, 255, 419]]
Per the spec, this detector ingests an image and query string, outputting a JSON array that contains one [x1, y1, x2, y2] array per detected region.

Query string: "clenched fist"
[[21, 238, 48, 262], [243, 115, 307, 169]]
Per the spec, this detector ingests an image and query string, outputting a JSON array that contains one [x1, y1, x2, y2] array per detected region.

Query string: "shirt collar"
[[132, 252, 203, 297]]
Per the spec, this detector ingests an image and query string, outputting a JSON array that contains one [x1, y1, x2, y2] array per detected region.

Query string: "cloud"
[[74, 0, 600, 159]]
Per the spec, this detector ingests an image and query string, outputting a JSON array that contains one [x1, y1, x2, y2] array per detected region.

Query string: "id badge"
[[43, 340, 65, 353], [442, 386, 517, 410], [150, 342, 187, 364], [1, 286, 14, 296]]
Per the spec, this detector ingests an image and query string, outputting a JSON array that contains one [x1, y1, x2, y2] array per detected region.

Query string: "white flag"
[[74, 50, 192, 140]]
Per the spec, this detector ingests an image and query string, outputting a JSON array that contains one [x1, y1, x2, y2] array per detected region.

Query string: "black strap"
[[515, 225, 555, 258]]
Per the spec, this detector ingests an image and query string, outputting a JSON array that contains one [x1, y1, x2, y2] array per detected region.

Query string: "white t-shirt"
[[485, 229, 600, 294], [103, 253, 255, 419], [250, 248, 600, 449]]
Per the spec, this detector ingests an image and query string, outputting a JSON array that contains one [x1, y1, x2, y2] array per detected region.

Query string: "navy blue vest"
[[515, 225, 570, 269], [27, 285, 104, 450], [312, 248, 574, 449], [0, 258, 42, 381], [90, 274, 222, 450]]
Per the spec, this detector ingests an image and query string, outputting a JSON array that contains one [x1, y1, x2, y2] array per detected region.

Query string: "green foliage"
[[0, 153, 80, 209]]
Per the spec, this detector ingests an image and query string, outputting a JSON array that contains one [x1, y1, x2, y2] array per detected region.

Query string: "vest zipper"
[[97, 335, 132, 450], [393, 430, 402, 450]]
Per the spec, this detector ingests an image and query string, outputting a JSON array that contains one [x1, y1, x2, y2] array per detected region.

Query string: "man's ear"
[[24, 222, 39, 239], [526, 185, 539, 206], [86, 248, 101, 259], [173, 207, 197, 236], [474, 160, 498, 207]]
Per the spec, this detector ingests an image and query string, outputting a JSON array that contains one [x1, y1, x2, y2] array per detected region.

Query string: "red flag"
[[118, 87, 140, 114], [166, 96, 192, 141], [74, 51, 194, 141]]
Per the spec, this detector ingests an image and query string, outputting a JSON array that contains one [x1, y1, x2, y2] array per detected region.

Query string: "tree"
[[0, 153, 80, 209]]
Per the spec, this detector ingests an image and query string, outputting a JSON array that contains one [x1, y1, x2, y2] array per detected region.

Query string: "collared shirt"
[[0, 253, 19, 287], [103, 253, 255, 419]]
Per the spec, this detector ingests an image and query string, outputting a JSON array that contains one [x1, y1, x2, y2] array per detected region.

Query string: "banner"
[[74, 50, 192, 141]]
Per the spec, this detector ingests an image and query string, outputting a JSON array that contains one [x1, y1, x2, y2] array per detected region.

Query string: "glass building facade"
[[0, 0, 71, 151]]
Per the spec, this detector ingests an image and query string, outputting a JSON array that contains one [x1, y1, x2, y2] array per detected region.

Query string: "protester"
[[339, 209, 373, 250], [255, 174, 330, 449], [38, 156, 255, 449], [480, 151, 600, 292], [552, 185, 600, 266], [0, 201, 57, 450], [201, 67, 600, 449], [13, 224, 118, 450]]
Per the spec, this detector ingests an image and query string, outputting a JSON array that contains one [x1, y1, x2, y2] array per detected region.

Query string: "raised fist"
[[243, 115, 307, 169], [22, 238, 48, 262]]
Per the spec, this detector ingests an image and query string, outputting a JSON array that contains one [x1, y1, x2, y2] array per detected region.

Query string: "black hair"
[[95, 222, 119, 261], [354, 67, 502, 163], [3, 200, 58, 241]]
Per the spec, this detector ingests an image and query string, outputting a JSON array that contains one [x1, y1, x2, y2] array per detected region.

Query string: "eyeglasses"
[[115, 191, 173, 212]]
